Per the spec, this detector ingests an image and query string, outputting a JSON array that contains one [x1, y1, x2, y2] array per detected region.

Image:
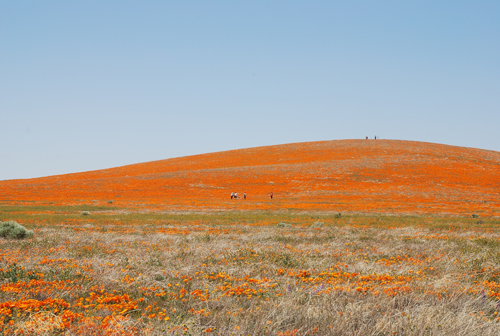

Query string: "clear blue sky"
[[1, 1, 499, 180]]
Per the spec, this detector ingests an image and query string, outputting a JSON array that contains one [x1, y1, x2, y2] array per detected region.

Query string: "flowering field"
[[2, 209, 500, 335], [1, 140, 500, 334], [1, 140, 499, 216]]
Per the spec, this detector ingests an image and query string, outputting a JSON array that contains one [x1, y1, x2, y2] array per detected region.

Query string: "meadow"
[[2, 206, 500, 335], [1, 140, 499, 335], [2, 140, 499, 217]]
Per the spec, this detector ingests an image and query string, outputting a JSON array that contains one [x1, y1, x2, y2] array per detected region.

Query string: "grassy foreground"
[[1, 208, 500, 335]]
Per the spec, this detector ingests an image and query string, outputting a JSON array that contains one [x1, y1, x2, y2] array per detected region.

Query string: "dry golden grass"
[[1, 210, 500, 335]]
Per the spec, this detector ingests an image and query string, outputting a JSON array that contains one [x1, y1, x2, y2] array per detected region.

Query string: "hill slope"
[[1, 140, 499, 215]]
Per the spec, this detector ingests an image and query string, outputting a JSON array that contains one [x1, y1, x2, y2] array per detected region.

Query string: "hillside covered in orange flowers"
[[1, 140, 499, 216]]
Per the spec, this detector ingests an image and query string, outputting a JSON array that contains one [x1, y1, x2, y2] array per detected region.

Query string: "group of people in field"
[[231, 192, 273, 200], [231, 192, 246, 200]]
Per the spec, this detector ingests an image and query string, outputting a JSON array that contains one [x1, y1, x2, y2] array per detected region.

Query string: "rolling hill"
[[1, 140, 499, 215]]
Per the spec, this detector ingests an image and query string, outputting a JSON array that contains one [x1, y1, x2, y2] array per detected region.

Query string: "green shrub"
[[0, 221, 34, 239]]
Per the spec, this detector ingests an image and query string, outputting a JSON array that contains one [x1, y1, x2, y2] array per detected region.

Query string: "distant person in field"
[[244, 192, 247, 200], [231, 192, 234, 199], [234, 192, 238, 199], [270, 192, 273, 199], [366, 136, 368, 139]]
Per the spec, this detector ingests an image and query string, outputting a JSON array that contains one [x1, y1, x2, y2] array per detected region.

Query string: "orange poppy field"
[[1, 140, 500, 335], [1, 140, 499, 215]]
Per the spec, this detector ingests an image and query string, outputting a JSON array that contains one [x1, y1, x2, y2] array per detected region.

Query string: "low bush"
[[311, 221, 324, 228], [0, 220, 34, 239]]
